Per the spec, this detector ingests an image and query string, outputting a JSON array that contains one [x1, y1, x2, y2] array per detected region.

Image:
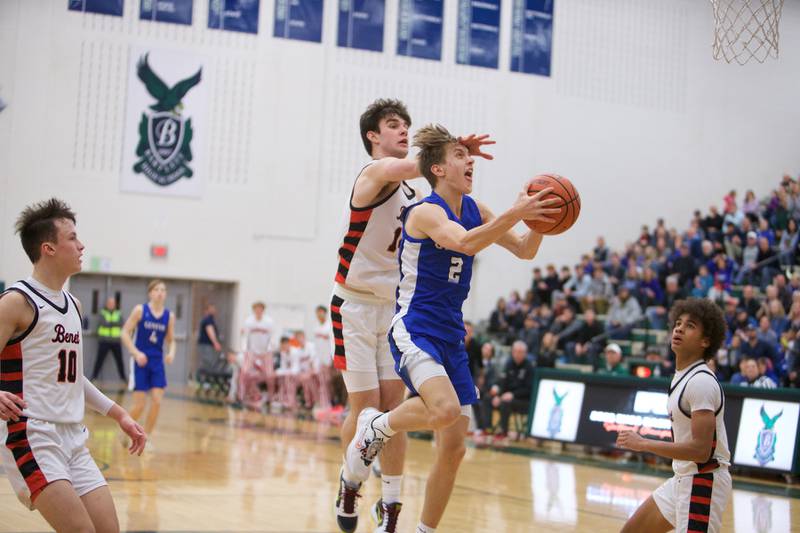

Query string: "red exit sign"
[[150, 244, 168, 258]]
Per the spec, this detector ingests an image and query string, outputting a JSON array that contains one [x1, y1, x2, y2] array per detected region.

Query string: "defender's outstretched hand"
[[457, 134, 496, 160]]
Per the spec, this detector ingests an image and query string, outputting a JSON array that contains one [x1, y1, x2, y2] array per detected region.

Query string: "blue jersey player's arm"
[[164, 313, 177, 365], [477, 200, 545, 260], [121, 304, 148, 367], [406, 185, 559, 256]]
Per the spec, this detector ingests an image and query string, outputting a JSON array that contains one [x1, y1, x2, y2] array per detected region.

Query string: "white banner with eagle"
[[121, 47, 208, 197]]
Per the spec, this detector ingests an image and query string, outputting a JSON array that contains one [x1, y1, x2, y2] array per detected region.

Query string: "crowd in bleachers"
[[479, 175, 800, 397]]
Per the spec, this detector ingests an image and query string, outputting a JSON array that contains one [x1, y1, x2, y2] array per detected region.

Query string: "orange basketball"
[[524, 174, 581, 235]]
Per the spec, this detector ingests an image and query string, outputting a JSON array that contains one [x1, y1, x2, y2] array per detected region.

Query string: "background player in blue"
[[345, 124, 559, 533], [121, 279, 176, 446]]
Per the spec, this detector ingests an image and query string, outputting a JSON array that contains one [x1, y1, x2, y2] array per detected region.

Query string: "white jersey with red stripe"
[[0, 278, 85, 424], [668, 360, 731, 476], [313, 320, 332, 368], [334, 162, 418, 301], [242, 314, 275, 354]]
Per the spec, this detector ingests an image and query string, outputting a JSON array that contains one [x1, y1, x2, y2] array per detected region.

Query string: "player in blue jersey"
[[121, 279, 176, 446], [345, 124, 559, 532]]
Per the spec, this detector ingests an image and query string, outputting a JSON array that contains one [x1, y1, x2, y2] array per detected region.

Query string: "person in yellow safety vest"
[[90, 297, 127, 382]]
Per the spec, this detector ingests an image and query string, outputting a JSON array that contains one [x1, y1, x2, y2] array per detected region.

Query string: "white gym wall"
[[0, 0, 798, 332]]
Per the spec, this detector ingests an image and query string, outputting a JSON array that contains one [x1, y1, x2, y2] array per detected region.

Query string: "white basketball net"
[[710, 0, 784, 64]]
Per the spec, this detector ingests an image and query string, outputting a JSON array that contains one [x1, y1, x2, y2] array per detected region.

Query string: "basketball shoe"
[[345, 407, 391, 482], [335, 468, 361, 533], [371, 498, 402, 533]]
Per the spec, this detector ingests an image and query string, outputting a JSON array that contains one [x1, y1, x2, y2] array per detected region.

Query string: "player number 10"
[[57, 349, 78, 383]]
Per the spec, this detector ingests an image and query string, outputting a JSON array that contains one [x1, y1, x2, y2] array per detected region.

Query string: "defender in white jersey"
[[0, 199, 145, 532], [332, 99, 418, 533], [331, 100, 497, 533], [618, 298, 731, 533]]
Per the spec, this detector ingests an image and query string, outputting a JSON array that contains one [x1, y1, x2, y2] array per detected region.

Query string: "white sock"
[[381, 474, 402, 504], [342, 464, 362, 489], [416, 523, 436, 533], [373, 412, 396, 437]]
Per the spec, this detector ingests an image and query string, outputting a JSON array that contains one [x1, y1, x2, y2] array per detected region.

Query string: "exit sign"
[[150, 244, 168, 258]]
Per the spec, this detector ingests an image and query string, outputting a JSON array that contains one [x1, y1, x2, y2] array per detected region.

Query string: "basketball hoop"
[[710, 0, 784, 65]]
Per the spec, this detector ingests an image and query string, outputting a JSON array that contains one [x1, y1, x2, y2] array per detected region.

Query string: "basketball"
[[524, 174, 581, 235]]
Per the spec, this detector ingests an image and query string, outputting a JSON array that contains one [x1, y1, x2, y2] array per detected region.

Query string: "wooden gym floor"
[[0, 391, 797, 532]]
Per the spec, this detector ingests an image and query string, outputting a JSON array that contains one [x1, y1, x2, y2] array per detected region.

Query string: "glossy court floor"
[[0, 392, 797, 532]]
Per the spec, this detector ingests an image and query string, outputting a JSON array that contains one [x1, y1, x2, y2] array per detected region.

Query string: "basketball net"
[[710, 0, 784, 64]]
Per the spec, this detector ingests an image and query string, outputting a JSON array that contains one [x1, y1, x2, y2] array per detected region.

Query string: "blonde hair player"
[[120, 278, 176, 446], [617, 298, 731, 533], [0, 198, 145, 532], [331, 100, 497, 533], [344, 124, 558, 533]]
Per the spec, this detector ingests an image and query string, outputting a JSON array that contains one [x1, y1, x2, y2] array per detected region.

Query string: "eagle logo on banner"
[[133, 54, 202, 186], [754, 405, 783, 466]]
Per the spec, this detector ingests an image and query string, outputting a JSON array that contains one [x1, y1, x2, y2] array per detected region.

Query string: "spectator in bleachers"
[[741, 324, 778, 369], [740, 285, 761, 318], [667, 243, 697, 287], [766, 299, 789, 336], [564, 309, 603, 364], [702, 205, 724, 238], [692, 264, 714, 298], [774, 274, 793, 312], [699, 240, 716, 266], [722, 298, 738, 334], [736, 232, 760, 285], [531, 267, 548, 305], [723, 226, 743, 264], [742, 189, 760, 221], [757, 285, 781, 318], [605, 253, 626, 290], [537, 331, 559, 368], [519, 315, 541, 358], [582, 267, 613, 314], [622, 261, 641, 294], [788, 179, 800, 219], [757, 217, 776, 245], [779, 218, 798, 267], [755, 236, 777, 288], [789, 296, 800, 331], [474, 342, 501, 437], [605, 286, 643, 340], [707, 357, 725, 381], [738, 357, 778, 388], [544, 264, 562, 305], [733, 308, 756, 332], [756, 316, 779, 348], [783, 327, 800, 388], [597, 343, 626, 375], [488, 297, 512, 342], [707, 253, 736, 302], [637, 266, 663, 309], [465, 321, 483, 384], [594, 236, 609, 262], [491, 341, 534, 440], [723, 188, 738, 214], [645, 275, 685, 330]]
